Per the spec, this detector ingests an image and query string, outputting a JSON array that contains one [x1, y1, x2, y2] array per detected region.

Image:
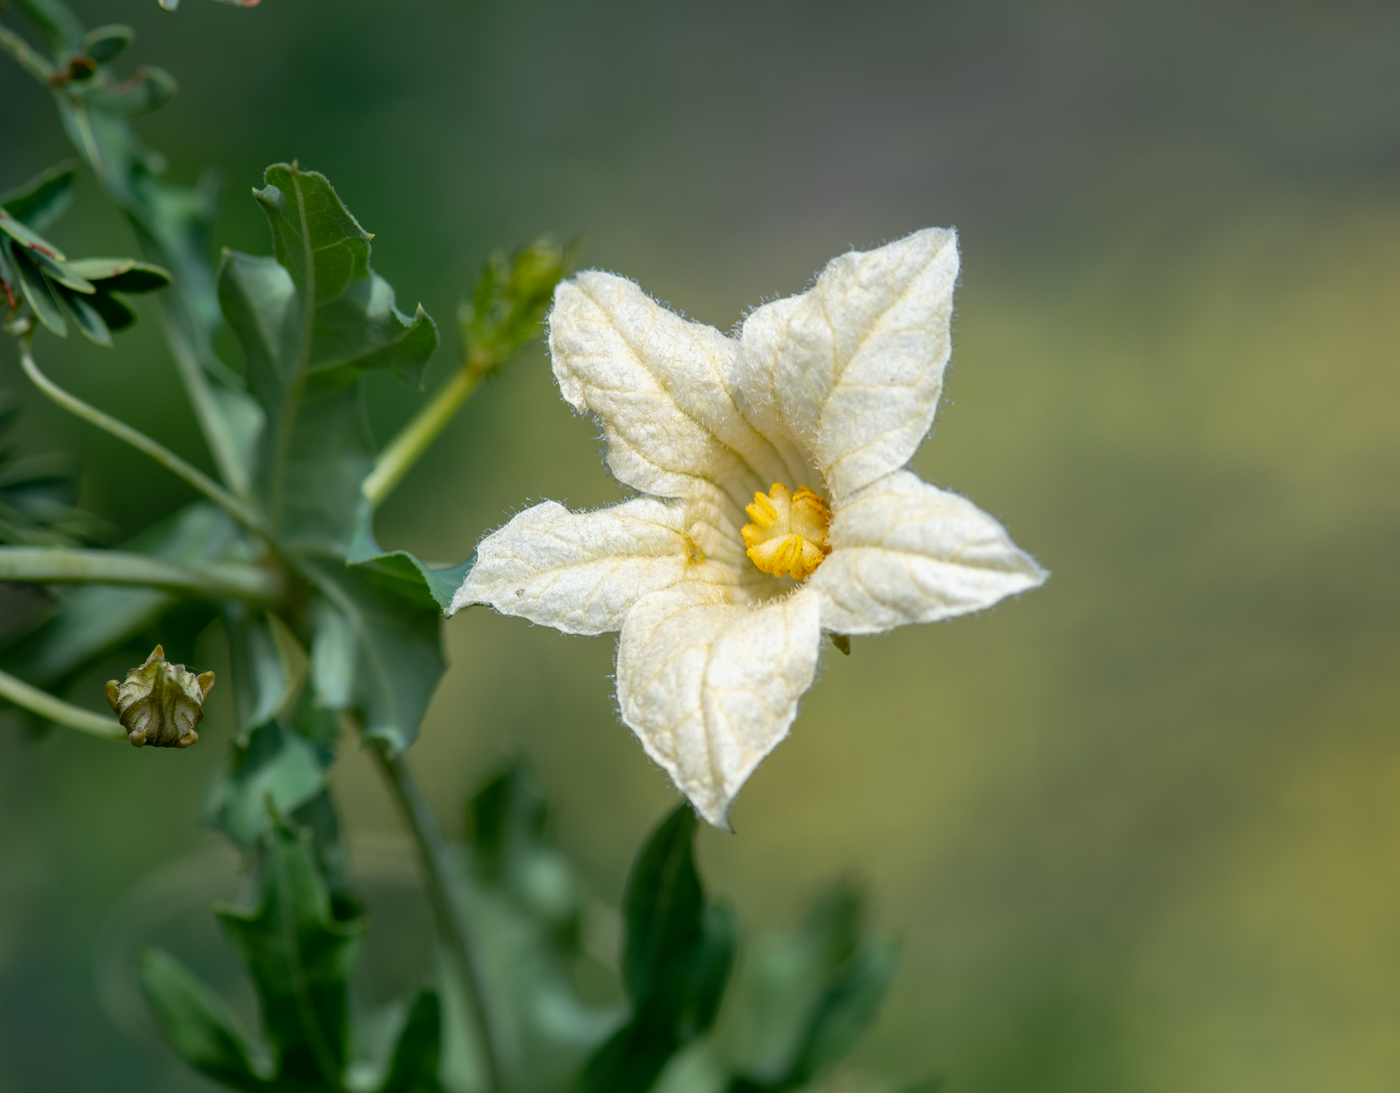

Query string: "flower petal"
[[616, 584, 821, 826], [735, 228, 959, 499], [450, 498, 697, 634], [549, 272, 800, 508], [811, 470, 1045, 635]]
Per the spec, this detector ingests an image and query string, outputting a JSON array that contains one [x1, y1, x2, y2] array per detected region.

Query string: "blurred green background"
[[3, 1, 1400, 1090]]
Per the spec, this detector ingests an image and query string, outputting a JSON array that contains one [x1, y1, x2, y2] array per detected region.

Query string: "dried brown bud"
[[104, 645, 215, 749]]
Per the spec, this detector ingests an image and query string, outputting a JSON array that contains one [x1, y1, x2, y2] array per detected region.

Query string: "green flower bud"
[[104, 644, 214, 748]]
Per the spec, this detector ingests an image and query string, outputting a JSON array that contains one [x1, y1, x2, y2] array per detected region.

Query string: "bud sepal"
[[104, 644, 215, 748]]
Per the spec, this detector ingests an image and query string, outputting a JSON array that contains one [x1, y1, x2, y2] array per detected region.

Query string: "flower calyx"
[[104, 644, 214, 748], [742, 483, 833, 580]]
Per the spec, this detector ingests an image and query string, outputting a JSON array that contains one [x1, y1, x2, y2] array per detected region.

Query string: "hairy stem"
[[0, 546, 281, 601], [0, 666, 124, 740], [362, 363, 486, 507], [19, 338, 272, 542], [370, 742, 504, 1093], [0, 21, 55, 84]]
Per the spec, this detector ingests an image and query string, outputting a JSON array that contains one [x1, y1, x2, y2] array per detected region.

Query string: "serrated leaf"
[[348, 498, 469, 610], [246, 164, 437, 391], [302, 556, 444, 752], [220, 166, 437, 550], [0, 161, 78, 232], [139, 947, 268, 1091], [218, 813, 366, 1087], [580, 805, 737, 1093]]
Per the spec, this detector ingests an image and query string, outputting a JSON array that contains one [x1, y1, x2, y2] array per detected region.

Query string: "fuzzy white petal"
[[616, 584, 821, 826], [450, 498, 696, 634], [549, 272, 800, 506], [811, 470, 1045, 635], [735, 228, 959, 499]]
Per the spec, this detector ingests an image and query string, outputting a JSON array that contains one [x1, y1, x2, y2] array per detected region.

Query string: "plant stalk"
[[0, 22, 54, 84], [0, 666, 124, 740], [370, 742, 504, 1093], [362, 363, 486, 508], [19, 338, 273, 542], [0, 546, 281, 602], [155, 303, 255, 500]]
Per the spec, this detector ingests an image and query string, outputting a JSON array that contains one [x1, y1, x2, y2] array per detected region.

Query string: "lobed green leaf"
[[217, 812, 366, 1087], [303, 556, 444, 753], [221, 165, 437, 550]]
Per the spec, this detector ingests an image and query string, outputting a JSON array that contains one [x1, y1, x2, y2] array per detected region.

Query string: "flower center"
[[742, 483, 832, 580]]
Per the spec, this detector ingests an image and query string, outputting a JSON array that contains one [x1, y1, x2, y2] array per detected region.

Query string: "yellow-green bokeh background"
[[2, 2, 1399, 1090]]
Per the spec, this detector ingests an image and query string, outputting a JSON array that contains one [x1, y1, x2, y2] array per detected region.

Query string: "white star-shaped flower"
[[450, 229, 1045, 826]]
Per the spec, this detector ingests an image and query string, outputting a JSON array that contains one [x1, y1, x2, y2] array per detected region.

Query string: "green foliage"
[[221, 163, 437, 551], [452, 765, 621, 1092], [459, 237, 575, 371], [1, 503, 241, 689], [0, 395, 104, 546], [579, 807, 737, 1093], [0, 161, 76, 232], [138, 770, 904, 1093], [1, 163, 172, 347], [0, 5, 914, 1090], [303, 556, 444, 753], [721, 885, 900, 1093], [9, 0, 258, 490], [141, 810, 443, 1093]]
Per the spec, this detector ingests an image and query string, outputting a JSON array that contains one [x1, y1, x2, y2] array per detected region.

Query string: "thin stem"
[[370, 742, 504, 1093], [156, 302, 254, 500], [0, 546, 281, 602], [0, 22, 55, 84], [19, 338, 272, 542], [0, 666, 124, 741], [362, 363, 486, 507]]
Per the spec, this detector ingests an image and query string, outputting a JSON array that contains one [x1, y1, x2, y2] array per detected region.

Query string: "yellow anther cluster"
[[742, 483, 832, 580]]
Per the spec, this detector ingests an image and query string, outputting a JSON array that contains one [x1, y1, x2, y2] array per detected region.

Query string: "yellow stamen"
[[741, 483, 832, 580]]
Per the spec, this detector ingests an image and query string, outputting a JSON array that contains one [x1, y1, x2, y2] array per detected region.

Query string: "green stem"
[[0, 22, 55, 84], [362, 363, 486, 507], [370, 742, 504, 1093], [155, 302, 254, 499], [19, 338, 272, 542], [0, 546, 281, 602], [0, 666, 124, 741]]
